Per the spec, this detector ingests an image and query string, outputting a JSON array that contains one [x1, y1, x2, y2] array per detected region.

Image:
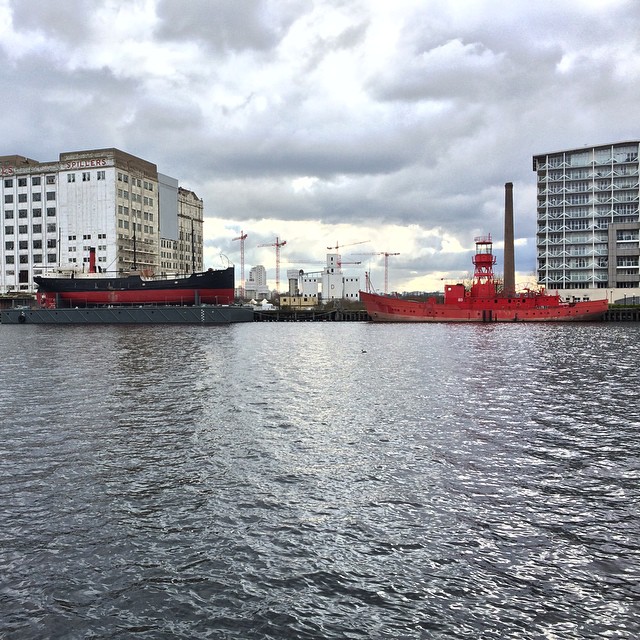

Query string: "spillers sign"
[[0, 157, 109, 175], [63, 158, 108, 169]]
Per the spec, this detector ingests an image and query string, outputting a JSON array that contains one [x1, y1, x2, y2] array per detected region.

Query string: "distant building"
[[533, 141, 640, 301], [245, 265, 270, 299], [279, 294, 317, 309], [0, 148, 203, 293], [297, 252, 360, 303], [321, 253, 361, 301]]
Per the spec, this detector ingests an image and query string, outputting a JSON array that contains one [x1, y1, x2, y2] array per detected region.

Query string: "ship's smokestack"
[[503, 182, 515, 295]]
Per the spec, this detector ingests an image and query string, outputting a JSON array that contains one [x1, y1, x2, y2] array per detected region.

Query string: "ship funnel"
[[503, 182, 515, 295], [89, 247, 97, 274]]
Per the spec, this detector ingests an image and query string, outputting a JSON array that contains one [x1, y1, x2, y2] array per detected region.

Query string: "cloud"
[[2, 0, 640, 291]]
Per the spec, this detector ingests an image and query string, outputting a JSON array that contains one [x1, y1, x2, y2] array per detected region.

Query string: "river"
[[1, 322, 639, 639]]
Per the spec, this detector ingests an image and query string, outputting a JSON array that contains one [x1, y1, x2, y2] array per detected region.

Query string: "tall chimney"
[[503, 182, 515, 295]]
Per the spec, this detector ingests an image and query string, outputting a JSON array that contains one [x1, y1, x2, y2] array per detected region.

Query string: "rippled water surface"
[[1, 322, 639, 639]]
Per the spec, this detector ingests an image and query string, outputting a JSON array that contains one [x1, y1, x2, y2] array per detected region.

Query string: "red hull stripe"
[[50, 288, 234, 305]]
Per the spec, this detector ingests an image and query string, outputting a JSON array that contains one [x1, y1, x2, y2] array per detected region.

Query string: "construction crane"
[[327, 240, 369, 251], [232, 230, 248, 299], [257, 236, 287, 294], [337, 259, 362, 268], [353, 251, 400, 294]]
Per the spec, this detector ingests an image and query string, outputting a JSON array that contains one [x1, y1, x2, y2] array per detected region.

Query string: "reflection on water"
[[1, 323, 639, 638]]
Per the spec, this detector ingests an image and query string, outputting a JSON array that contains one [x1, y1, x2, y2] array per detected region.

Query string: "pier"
[[253, 308, 370, 322], [603, 307, 640, 322]]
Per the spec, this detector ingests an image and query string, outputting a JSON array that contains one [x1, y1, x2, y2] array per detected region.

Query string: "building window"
[[6, 255, 14, 264], [33, 254, 42, 263], [33, 239, 42, 248], [68, 174, 76, 183], [97, 170, 105, 180], [4, 210, 13, 219], [33, 208, 42, 217], [82, 172, 90, 182], [47, 223, 56, 233], [5, 241, 13, 250], [18, 209, 27, 218], [46, 192, 56, 201], [4, 178, 13, 188], [4, 195, 13, 204], [46, 208, 56, 216], [19, 255, 29, 264], [18, 177, 27, 187], [46, 175, 55, 184], [47, 254, 57, 263], [47, 239, 57, 249], [18, 225, 27, 234], [32, 177, 41, 186], [18, 193, 27, 203], [5, 226, 14, 235], [32, 192, 41, 201]]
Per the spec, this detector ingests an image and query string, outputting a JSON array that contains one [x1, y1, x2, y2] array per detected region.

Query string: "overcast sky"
[[2, 0, 639, 292]]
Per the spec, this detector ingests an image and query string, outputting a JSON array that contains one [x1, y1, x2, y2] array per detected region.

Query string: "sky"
[[1, 0, 639, 293]]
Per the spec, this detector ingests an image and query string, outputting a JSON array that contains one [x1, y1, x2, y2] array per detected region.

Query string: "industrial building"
[[0, 148, 203, 294], [533, 141, 640, 302], [296, 253, 361, 303]]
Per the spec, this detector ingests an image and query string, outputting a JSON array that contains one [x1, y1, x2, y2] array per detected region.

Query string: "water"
[[1, 322, 639, 639]]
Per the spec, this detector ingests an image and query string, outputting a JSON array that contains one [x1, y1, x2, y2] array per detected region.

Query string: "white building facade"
[[245, 265, 270, 299], [533, 141, 640, 303], [0, 148, 203, 293], [296, 253, 361, 303]]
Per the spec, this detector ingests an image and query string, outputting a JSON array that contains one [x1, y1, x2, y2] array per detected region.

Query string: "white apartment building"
[[245, 265, 270, 299], [533, 141, 640, 302], [0, 148, 203, 293]]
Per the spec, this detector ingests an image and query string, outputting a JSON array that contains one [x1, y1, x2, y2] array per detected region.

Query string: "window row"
[[67, 233, 107, 240], [5, 254, 57, 264], [117, 219, 155, 233], [4, 224, 56, 235], [117, 173, 154, 191], [617, 230, 639, 241], [3, 176, 55, 188], [5, 208, 56, 219], [5, 239, 56, 250], [117, 206, 154, 221], [67, 171, 106, 182], [4, 192, 55, 203]]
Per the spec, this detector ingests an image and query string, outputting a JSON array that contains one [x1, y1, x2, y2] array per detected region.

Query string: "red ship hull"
[[360, 233, 608, 323], [34, 267, 235, 308], [360, 290, 609, 323]]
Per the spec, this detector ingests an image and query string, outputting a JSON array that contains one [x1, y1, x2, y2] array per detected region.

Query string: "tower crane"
[[326, 240, 368, 268], [326, 240, 369, 251], [353, 251, 400, 294], [257, 236, 287, 294], [232, 230, 248, 299]]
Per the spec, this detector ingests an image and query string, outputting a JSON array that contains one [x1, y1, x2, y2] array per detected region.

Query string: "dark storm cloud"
[[9, 0, 93, 42], [155, 0, 305, 53]]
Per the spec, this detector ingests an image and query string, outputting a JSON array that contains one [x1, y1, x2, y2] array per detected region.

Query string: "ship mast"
[[132, 223, 137, 271]]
